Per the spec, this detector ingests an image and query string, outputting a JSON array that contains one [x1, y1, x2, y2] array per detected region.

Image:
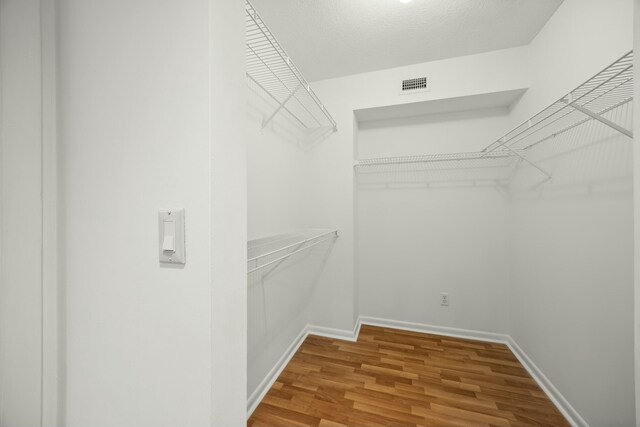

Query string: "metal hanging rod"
[[245, 0, 338, 132], [247, 229, 338, 275]]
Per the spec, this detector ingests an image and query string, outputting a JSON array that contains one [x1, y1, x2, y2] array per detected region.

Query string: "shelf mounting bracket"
[[501, 140, 553, 182], [262, 83, 303, 129], [565, 100, 633, 138]]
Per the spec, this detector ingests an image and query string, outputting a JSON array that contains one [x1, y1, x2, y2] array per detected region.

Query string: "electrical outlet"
[[440, 293, 449, 306]]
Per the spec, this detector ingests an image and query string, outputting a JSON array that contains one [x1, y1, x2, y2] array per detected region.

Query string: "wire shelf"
[[355, 151, 520, 189], [355, 51, 633, 186], [483, 51, 633, 154], [246, 0, 337, 131], [356, 151, 518, 168], [247, 229, 338, 275]]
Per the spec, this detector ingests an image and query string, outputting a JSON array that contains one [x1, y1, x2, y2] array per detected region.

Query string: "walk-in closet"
[[1, 0, 639, 426], [245, 1, 636, 426]]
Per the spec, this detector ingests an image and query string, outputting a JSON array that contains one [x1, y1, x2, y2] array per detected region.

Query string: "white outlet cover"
[[440, 292, 449, 306]]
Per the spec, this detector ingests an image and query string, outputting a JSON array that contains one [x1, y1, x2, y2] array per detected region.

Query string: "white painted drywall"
[[509, 120, 634, 427], [58, 0, 246, 425], [357, 108, 512, 334], [247, 233, 337, 400], [247, 81, 313, 241], [246, 67, 345, 399], [358, 107, 511, 158], [40, 0, 60, 424], [308, 47, 531, 334], [246, 71, 315, 401], [0, 0, 43, 425], [634, 2, 640, 425], [511, 0, 634, 126], [246, 83, 309, 396], [210, 1, 247, 425], [507, 1, 635, 426], [302, 2, 634, 425], [358, 186, 511, 333]]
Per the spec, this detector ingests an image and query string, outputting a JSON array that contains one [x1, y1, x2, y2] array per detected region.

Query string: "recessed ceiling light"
[[399, 0, 412, 3]]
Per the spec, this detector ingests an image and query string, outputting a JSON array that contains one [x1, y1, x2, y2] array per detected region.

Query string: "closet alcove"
[[245, 0, 635, 425]]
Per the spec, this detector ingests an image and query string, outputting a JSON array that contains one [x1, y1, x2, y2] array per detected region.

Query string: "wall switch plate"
[[440, 292, 449, 306], [159, 209, 185, 264]]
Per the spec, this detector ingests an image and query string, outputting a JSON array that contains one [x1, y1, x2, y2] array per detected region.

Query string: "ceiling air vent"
[[400, 76, 428, 95]]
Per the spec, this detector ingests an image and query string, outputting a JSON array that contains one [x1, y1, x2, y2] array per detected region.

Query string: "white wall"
[[246, 81, 330, 401], [511, 0, 634, 126], [507, 1, 635, 426], [634, 2, 640, 425], [209, 0, 247, 424], [244, 48, 532, 410], [305, 2, 634, 425], [247, 233, 336, 402], [41, 0, 60, 423], [358, 107, 511, 158], [357, 108, 512, 333], [50, 1, 633, 425], [247, 81, 313, 241], [0, 0, 43, 425], [57, 0, 246, 425], [309, 48, 531, 334], [509, 119, 634, 427]]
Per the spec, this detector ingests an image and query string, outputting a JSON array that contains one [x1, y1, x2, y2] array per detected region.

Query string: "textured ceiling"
[[250, 0, 563, 82]]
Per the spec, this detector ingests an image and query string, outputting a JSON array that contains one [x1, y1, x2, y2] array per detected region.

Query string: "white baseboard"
[[246, 327, 308, 417], [506, 337, 588, 427], [247, 316, 587, 427], [358, 316, 586, 426], [246, 322, 361, 417], [358, 316, 509, 344], [306, 323, 359, 342]]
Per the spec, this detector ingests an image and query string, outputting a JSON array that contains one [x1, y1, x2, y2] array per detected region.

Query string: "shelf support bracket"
[[566, 102, 633, 138], [261, 240, 306, 280], [248, 230, 338, 277], [262, 83, 302, 129], [502, 140, 552, 182]]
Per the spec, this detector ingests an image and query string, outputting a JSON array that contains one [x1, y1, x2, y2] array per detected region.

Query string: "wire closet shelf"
[[246, 0, 337, 132], [247, 229, 339, 275], [356, 150, 519, 170], [355, 50, 634, 176], [483, 50, 633, 155]]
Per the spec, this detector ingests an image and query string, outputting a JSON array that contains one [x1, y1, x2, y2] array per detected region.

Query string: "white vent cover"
[[401, 76, 427, 93]]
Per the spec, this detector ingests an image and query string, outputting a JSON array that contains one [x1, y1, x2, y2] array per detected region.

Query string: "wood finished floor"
[[248, 325, 570, 427]]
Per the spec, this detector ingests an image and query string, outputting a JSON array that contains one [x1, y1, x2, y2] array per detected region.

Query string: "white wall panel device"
[[159, 209, 185, 264]]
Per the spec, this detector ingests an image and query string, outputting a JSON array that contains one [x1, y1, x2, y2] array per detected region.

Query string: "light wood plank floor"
[[248, 325, 570, 427]]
